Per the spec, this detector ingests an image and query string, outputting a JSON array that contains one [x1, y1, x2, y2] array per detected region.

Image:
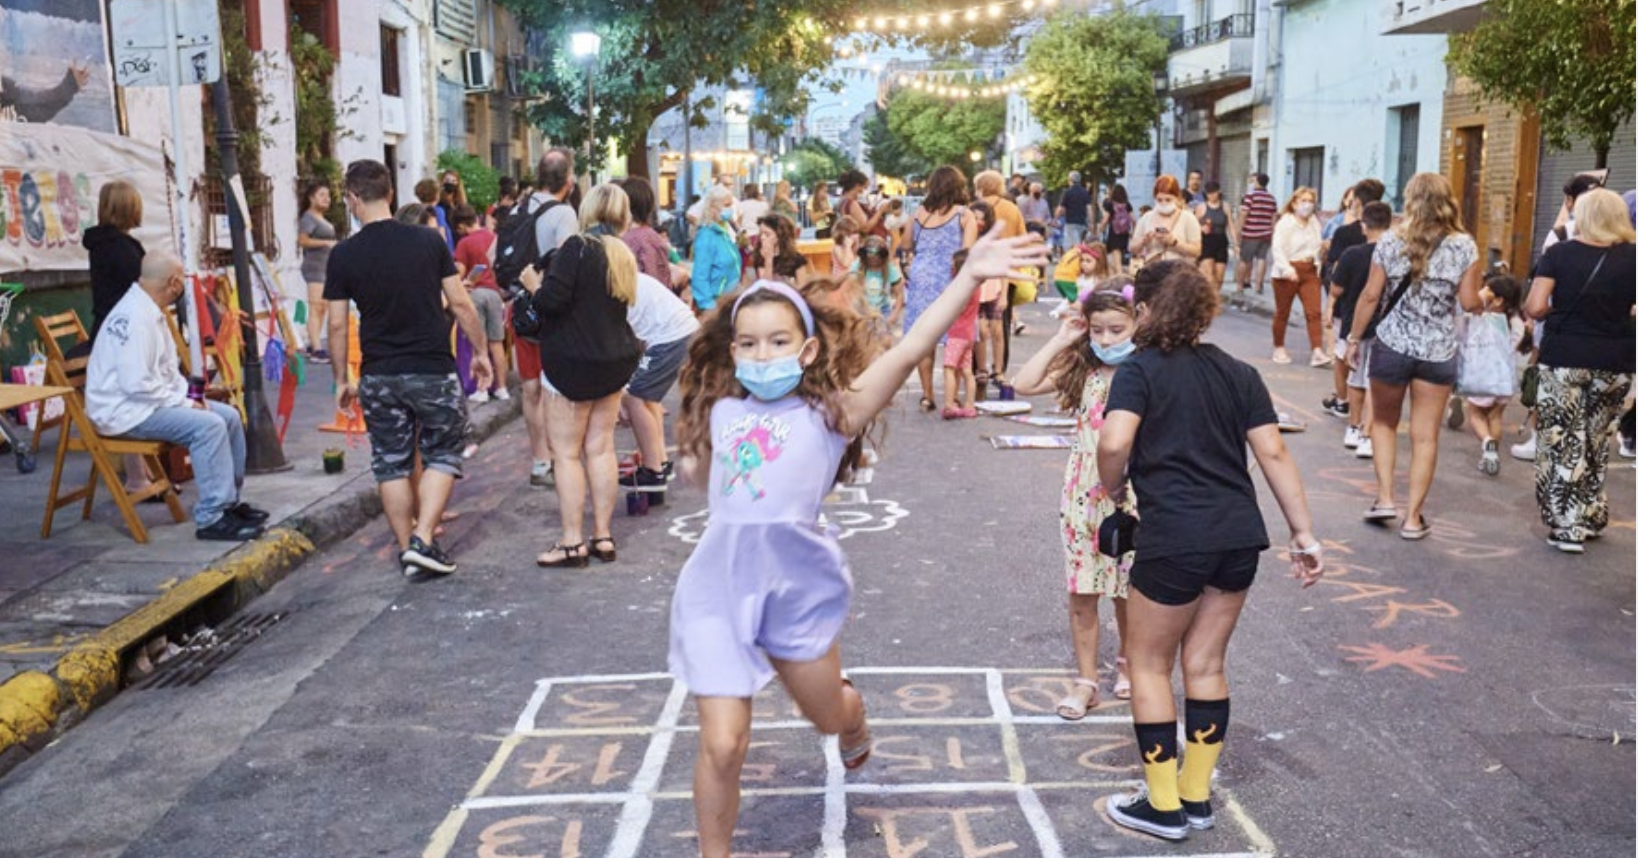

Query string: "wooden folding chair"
[[29, 310, 89, 455], [40, 354, 185, 543]]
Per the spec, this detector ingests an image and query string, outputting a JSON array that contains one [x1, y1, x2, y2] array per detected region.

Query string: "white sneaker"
[[1355, 437, 1374, 459], [1510, 434, 1536, 461], [469, 390, 491, 404], [1343, 425, 1362, 449], [1271, 348, 1292, 365], [1619, 436, 1634, 459], [494, 387, 511, 401], [1310, 349, 1332, 368]]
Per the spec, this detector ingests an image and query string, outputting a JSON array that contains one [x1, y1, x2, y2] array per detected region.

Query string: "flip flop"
[[1055, 677, 1100, 721], [1400, 517, 1432, 541], [918, 397, 935, 413], [1113, 658, 1132, 701], [1363, 503, 1399, 522]]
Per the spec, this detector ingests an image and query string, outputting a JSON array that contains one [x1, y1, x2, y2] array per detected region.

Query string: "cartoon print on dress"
[[718, 414, 790, 500]]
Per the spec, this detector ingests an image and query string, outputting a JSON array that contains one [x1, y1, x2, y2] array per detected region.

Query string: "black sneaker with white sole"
[[401, 535, 457, 575], [618, 466, 668, 493], [1105, 788, 1189, 841], [1181, 797, 1214, 830], [1321, 396, 1349, 419]]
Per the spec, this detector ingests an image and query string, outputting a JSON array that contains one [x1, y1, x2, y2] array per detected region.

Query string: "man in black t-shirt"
[[325, 159, 493, 578], [1330, 201, 1391, 456], [1319, 182, 1383, 417]]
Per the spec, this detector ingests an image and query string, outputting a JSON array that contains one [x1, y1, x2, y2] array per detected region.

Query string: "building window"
[[464, 98, 478, 135], [1389, 104, 1421, 208], [434, 0, 478, 43], [1291, 147, 1325, 200], [380, 25, 402, 97], [290, 0, 338, 53]]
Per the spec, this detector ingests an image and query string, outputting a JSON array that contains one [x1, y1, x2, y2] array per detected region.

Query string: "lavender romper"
[[669, 395, 853, 698]]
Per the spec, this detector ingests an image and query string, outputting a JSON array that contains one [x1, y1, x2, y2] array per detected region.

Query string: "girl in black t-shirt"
[[1094, 261, 1324, 842]]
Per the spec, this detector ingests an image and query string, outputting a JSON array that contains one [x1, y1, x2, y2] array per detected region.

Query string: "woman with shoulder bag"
[[519, 184, 644, 568], [1522, 188, 1637, 554], [1345, 174, 1483, 540]]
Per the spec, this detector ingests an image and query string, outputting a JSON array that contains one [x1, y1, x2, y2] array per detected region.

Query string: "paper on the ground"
[[989, 435, 1074, 450], [974, 401, 1032, 415], [1005, 414, 1077, 428]]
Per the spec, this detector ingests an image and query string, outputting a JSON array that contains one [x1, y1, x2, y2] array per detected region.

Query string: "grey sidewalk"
[[0, 369, 520, 771]]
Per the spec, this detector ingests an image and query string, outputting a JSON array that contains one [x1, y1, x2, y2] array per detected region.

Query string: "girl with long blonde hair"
[[1344, 173, 1484, 540]]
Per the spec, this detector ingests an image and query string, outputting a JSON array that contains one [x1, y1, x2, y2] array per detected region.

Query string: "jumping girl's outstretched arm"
[[839, 225, 1047, 434]]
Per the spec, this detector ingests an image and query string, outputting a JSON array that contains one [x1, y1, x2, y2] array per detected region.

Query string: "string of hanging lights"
[[842, 0, 1061, 32]]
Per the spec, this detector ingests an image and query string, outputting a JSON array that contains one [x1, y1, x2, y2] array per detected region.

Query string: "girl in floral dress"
[[1013, 285, 1138, 718]]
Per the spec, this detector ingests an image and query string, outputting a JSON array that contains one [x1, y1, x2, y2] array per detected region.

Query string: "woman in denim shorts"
[[1345, 174, 1484, 540]]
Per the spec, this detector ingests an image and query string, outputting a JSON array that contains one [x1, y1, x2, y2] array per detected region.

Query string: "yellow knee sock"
[[1133, 721, 1181, 811], [1179, 698, 1230, 803]]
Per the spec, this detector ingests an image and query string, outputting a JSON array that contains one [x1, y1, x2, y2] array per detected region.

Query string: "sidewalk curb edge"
[[0, 397, 522, 776]]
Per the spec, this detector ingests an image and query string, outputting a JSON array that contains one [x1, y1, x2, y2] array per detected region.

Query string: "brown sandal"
[[589, 536, 617, 563], [839, 678, 872, 770], [536, 542, 588, 568]]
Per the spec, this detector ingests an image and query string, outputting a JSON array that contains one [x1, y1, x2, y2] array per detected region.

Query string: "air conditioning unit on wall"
[[464, 49, 495, 92]]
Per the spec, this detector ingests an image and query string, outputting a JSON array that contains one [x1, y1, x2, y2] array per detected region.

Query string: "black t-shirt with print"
[[1329, 242, 1376, 334], [1105, 344, 1279, 561], [324, 219, 459, 376], [1060, 185, 1091, 224], [1536, 240, 1636, 373]]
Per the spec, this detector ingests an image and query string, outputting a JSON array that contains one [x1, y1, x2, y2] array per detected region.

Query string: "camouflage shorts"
[[359, 373, 468, 482]]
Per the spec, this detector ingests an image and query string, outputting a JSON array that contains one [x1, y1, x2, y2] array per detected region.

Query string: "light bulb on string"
[[917, 14, 930, 27], [965, 8, 979, 22], [938, 11, 953, 24], [873, 16, 887, 28], [988, 4, 1003, 18]]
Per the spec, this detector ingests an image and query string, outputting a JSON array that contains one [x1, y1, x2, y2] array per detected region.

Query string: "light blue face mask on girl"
[[736, 355, 805, 401], [1090, 338, 1136, 365]]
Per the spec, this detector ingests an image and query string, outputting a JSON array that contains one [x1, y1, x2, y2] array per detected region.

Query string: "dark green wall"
[[1, 281, 93, 374]]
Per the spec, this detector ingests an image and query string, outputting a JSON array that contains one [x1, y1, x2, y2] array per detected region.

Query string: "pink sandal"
[[1055, 677, 1100, 720], [1114, 658, 1132, 700]]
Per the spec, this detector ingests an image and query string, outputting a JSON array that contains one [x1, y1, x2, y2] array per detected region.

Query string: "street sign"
[[109, 0, 221, 88]]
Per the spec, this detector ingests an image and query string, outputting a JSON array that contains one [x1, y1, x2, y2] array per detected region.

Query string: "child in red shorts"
[[943, 249, 982, 419]]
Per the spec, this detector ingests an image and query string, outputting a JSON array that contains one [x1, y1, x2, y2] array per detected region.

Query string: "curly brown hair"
[[677, 284, 886, 485], [1048, 288, 1136, 410], [1132, 260, 1217, 352]]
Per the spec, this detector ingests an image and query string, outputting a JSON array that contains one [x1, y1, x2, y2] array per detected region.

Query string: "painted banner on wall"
[[0, 122, 176, 275], [0, 0, 117, 131]]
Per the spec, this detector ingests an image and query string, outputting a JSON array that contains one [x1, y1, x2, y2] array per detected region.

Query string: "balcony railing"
[[1169, 13, 1255, 51]]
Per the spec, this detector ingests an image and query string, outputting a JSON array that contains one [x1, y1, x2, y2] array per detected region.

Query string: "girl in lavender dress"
[[670, 228, 1048, 858]]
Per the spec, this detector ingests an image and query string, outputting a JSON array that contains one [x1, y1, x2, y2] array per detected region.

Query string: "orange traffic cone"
[[319, 313, 365, 436]]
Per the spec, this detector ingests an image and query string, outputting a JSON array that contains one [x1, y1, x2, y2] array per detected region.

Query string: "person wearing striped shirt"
[[1233, 173, 1279, 309]]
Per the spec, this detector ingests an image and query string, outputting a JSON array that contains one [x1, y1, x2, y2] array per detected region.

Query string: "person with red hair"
[[1130, 176, 1202, 267]]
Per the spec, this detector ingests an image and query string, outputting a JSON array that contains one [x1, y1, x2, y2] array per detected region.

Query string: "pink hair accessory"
[[1120, 285, 1135, 303]]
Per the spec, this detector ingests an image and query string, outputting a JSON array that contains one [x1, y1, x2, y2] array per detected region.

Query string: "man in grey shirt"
[[518, 148, 580, 488]]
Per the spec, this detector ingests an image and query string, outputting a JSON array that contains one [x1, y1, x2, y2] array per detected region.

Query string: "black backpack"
[[494, 197, 561, 293]]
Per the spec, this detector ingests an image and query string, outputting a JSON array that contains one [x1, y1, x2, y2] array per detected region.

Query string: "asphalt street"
[[0, 300, 1631, 858]]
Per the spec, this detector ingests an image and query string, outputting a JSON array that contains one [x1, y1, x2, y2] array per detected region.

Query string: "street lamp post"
[[1152, 69, 1168, 180], [571, 30, 601, 184]]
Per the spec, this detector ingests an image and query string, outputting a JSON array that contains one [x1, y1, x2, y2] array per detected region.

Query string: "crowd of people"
[[68, 139, 1630, 854]]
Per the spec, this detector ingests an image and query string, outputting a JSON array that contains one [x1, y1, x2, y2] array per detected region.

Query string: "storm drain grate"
[[132, 611, 287, 689]]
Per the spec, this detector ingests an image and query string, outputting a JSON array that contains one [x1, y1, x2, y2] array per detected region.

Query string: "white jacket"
[[1271, 213, 1323, 280], [86, 287, 188, 437]]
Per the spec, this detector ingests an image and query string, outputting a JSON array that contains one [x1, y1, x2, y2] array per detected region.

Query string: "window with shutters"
[[435, 0, 478, 44]]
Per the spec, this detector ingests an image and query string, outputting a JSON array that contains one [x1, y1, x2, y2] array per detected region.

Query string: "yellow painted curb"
[[0, 672, 60, 750], [217, 528, 317, 595]]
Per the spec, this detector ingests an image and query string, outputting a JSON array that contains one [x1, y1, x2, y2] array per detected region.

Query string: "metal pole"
[[211, 77, 288, 473], [681, 90, 692, 218], [584, 65, 595, 185], [163, 0, 206, 377]]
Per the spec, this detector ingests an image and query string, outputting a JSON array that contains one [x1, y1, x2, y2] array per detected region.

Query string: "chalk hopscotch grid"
[[424, 668, 1277, 858]]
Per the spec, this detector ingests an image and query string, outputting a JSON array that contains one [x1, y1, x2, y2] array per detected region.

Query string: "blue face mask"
[[736, 354, 805, 400], [720, 209, 734, 221], [1090, 338, 1136, 366]]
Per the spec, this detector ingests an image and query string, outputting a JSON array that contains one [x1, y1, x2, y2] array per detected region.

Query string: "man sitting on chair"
[[85, 251, 269, 541]]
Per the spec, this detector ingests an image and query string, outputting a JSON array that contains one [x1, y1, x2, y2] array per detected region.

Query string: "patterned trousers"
[[1534, 366, 1633, 539]]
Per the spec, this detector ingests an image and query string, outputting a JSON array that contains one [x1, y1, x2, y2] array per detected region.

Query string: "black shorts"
[[1105, 232, 1131, 253], [1200, 234, 1230, 263], [1130, 547, 1261, 606], [1369, 341, 1458, 387], [978, 300, 1004, 321], [359, 373, 468, 483]]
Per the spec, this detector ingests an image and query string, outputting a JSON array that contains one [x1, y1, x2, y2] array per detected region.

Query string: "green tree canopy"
[[1022, 10, 1170, 187], [1448, 0, 1635, 167], [883, 88, 1005, 173], [437, 150, 501, 210], [782, 138, 854, 190], [862, 107, 933, 181], [497, 0, 1030, 179]]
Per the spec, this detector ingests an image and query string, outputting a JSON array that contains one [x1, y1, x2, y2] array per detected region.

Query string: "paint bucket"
[[998, 384, 1016, 401], [322, 448, 345, 474]]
